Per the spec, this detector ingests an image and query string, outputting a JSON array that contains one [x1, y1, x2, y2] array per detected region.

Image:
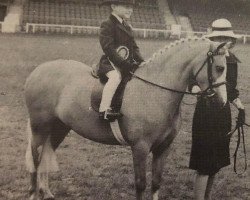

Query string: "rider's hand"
[[139, 61, 146, 66], [129, 62, 139, 72]]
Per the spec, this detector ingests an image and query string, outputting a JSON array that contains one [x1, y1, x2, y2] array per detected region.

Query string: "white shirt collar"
[[111, 13, 123, 24]]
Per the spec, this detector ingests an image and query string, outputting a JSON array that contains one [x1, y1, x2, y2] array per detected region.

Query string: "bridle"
[[131, 45, 227, 98], [192, 50, 227, 97]]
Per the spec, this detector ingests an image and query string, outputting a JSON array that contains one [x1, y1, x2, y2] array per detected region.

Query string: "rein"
[[131, 51, 226, 97], [130, 72, 200, 95], [228, 121, 249, 175]]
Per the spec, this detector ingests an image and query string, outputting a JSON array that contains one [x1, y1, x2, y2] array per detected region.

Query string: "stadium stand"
[[0, 0, 23, 33], [0, 5, 7, 23], [1, 0, 247, 41], [22, 0, 166, 30], [158, 0, 176, 26], [168, 0, 250, 35]]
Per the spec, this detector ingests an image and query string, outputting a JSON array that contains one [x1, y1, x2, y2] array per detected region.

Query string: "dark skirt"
[[189, 98, 232, 175]]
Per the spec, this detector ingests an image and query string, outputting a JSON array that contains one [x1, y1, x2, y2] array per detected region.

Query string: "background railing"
[[21, 22, 250, 43]]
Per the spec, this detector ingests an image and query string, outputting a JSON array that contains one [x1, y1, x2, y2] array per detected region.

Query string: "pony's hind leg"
[[37, 135, 58, 200], [26, 119, 49, 200], [26, 117, 69, 200], [38, 119, 70, 200]]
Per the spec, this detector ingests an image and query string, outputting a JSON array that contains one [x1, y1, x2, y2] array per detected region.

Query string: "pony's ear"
[[216, 42, 232, 55], [223, 41, 232, 50], [209, 41, 224, 53], [216, 42, 227, 52]]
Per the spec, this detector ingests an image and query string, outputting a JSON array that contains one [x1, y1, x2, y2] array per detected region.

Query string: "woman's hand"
[[233, 98, 245, 110], [233, 98, 245, 125], [191, 85, 201, 94]]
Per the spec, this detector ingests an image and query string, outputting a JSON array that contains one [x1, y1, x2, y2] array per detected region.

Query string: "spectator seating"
[[23, 0, 166, 30], [168, 0, 250, 34]]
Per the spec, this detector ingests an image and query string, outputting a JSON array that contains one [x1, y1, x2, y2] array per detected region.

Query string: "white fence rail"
[[19, 23, 250, 43], [25, 23, 207, 38], [26, 23, 99, 34]]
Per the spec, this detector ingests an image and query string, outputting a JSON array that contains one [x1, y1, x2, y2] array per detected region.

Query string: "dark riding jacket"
[[97, 14, 144, 77]]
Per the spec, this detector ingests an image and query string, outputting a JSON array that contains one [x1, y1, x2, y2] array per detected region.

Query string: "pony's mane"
[[141, 36, 210, 67]]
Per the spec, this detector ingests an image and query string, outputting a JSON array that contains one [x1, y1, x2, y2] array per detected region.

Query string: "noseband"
[[193, 50, 227, 97]]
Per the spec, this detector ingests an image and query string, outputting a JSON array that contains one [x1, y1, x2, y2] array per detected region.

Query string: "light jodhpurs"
[[99, 69, 121, 112]]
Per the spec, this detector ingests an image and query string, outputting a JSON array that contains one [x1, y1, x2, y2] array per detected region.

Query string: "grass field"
[[0, 33, 249, 200]]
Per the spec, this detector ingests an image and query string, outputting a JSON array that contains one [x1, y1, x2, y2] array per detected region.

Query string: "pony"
[[25, 37, 230, 200]]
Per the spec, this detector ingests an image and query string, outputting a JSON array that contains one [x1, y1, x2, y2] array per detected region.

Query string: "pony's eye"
[[216, 65, 225, 73]]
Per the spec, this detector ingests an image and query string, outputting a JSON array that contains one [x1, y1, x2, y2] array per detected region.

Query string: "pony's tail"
[[37, 135, 59, 173], [25, 119, 36, 173], [25, 118, 59, 173]]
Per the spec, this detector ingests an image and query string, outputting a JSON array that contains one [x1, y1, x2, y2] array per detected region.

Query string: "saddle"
[[91, 67, 128, 113]]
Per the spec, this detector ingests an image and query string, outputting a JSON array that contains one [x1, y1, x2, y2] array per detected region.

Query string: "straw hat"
[[100, 0, 135, 6], [205, 18, 241, 39]]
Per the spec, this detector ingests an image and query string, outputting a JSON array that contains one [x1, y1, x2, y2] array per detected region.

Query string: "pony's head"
[[193, 41, 231, 107]]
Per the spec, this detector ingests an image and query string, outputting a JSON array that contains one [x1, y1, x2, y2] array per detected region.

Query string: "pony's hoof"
[[44, 197, 55, 200], [43, 193, 55, 200], [39, 189, 55, 200], [29, 193, 40, 200]]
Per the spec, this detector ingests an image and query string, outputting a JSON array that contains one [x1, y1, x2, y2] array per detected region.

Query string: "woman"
[[189, 18, 245, 200]]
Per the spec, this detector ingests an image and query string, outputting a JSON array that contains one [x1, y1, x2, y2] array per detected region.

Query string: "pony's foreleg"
[[151, 153, 164, 200], [132, 142, 150, 200], [151, 148, 170, 200], [151, 130, 177, 200]]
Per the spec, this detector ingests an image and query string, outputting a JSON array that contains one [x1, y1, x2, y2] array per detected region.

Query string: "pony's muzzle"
[[212, 94, 227, 108], [205, 89, 216, 98]]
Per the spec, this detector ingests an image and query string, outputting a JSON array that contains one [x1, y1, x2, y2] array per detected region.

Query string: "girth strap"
[[110, 120, 129, 146]]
